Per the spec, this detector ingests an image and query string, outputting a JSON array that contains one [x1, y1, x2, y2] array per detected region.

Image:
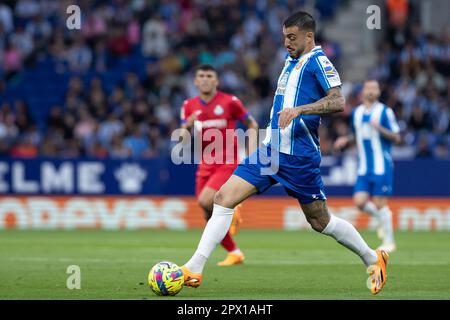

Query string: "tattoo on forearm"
[[298, 88, 345, 115]]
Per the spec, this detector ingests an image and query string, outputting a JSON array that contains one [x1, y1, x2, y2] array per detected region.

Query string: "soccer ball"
[[148, 261, 184, 296]]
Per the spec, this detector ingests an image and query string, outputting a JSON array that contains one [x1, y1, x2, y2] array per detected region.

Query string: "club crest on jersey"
[[214, 105, 224, 115], [295, 60, 304, 70]]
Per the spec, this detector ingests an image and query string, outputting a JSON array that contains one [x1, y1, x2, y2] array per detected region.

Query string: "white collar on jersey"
[[287, 45, 322, 61]]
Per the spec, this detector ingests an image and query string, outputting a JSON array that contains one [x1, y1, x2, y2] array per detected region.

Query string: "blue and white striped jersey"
[[263, 46, 341, 157], [352, 102, 400, 176]]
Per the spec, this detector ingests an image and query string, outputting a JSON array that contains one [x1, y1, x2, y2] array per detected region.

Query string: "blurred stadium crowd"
[[0, 0, 449, 159]]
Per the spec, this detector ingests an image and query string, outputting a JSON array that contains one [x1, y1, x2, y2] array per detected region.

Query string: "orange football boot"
[[181, 266, 202, 288], [217, 252, 245, 266], [229, 204, 243, 236], [367, 249, 389, 295]]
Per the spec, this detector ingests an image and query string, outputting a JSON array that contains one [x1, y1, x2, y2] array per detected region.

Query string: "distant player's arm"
[[334, 107, 356, 151], [370, 121, 401, 144], [371, 107, 401, 144], [278, 87, 345, 129], [334, 134, 355, 151], [179, 101, 201, 144], [181, 110, 201, 130]]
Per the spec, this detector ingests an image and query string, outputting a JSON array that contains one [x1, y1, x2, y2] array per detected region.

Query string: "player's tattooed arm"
[[297, 87, 345, 115], [278, 87, 345, 129]]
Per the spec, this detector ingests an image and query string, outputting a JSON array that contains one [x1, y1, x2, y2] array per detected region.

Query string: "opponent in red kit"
[[180, 64, 259, 266]]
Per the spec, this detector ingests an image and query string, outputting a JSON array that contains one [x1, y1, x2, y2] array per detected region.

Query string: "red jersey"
[[180, 91, 249, 167]]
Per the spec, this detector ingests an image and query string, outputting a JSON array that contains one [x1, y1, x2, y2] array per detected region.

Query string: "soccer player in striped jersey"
[[179, 11, 389, 295], [334, 79, 401, 253]]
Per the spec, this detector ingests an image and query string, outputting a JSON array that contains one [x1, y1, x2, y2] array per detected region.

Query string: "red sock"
[[220, 231, 237, 252]]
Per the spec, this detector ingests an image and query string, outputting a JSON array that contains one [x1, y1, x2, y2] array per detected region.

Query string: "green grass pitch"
[[1, 229, 450, 299]]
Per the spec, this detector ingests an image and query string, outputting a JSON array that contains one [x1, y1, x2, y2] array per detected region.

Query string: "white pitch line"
[[2, 256, 449, 266]]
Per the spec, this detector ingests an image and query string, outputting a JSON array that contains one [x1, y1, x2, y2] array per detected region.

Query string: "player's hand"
[[334, 136, 349, 150], [370, 120, 381, 131], [185, 110, 202, 129], [277, 108, 301, 129]]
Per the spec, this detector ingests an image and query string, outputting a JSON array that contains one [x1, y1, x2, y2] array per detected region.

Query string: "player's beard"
[[199, 84, 213, 95], [365, 93, 379, 103], [288, 45, 304, 59], [200, 89, 214, 96], [288, 49, 301, 59], [364, 96, 378, 105]]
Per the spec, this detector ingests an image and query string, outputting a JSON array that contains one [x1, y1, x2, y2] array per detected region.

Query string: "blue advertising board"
[[0, 157, 448, 196]]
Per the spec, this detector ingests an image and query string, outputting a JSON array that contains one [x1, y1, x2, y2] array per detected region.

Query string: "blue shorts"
[[354, 173, 393, 196], [233, 146, 326, 204]]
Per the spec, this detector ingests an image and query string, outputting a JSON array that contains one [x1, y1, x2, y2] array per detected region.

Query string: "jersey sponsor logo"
[[361, 122, 372, 139], [276, 71, 290, 96], [194, 119, 228, 129]]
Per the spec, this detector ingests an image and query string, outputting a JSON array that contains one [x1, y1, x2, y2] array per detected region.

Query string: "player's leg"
[[265, 148, 388, 293], [199, 187, 244, 265], [373, 196, 396, 252], [195, 172, 211, 216], [273, 151, 379, 267], [199, 186, 237, 254], [300, 199, 388, 294], [371, 170, 396, 252], [182, 175, 258, 286], [197, 170, 241, 258], [199, 168, 245, 266], [354, 191, 379, 216], [354, 175, 381, 219], [354, 176, 384, 239], [197, 186, 215, 219], [300, 199, 378, 266]]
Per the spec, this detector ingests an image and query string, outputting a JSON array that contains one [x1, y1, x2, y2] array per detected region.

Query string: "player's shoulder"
[[377, 101, 390, 113], [309, 48, 336, 70], [182, 97, 199, 108], [352, 104, 364, 116], [381, 102, 396, 117], [380, 102, 392, 111], [309, 47, 328, 62], [217, 91, 241, 104]]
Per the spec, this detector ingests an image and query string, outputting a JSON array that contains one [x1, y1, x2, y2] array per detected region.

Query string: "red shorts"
[[195, 164, 237, 197]]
